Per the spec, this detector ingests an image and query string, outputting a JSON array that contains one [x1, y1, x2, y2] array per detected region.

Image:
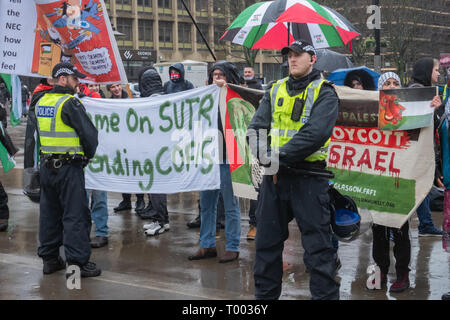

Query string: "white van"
[[154, 60, 208, 88]]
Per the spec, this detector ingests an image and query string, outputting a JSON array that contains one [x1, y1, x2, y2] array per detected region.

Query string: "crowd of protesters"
[[0, 41, 448, 300]]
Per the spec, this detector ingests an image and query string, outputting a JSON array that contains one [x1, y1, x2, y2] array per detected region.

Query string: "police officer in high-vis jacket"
[[35, 62, 100, 278], [247, 40, 340, 300]]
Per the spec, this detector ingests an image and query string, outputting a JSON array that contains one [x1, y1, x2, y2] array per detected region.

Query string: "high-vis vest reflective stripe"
[[36, 93, 84, 155], [269, 78, 329, 162], [444, 84, 448, 103]]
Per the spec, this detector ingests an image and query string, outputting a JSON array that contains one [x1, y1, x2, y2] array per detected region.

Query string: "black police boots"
[[43, 256, 66, 274], [67, 261, 101, 278], [114, 200, 132, 212]]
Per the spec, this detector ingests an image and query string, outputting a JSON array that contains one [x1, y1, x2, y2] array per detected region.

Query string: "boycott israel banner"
[[0, 0, 127, 84], [328, 86, 435, 228], [227, 84, 435, 228], [83, 85, 221, 194]]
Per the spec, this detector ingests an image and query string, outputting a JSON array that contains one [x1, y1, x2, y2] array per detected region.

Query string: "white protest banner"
[[83, 85, 221, 194], [328, 86, 435, 228], [0, 0, 127, 84]]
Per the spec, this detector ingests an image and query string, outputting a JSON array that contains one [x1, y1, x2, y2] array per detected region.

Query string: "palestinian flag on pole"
[[0, 73, 22, 126], [378, 87, 436, 131], [0, 122, 16, 173], [219, 84, 264, 200]]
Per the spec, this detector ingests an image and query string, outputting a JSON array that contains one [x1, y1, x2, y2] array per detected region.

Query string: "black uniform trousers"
[[372, 222, 411, 275], [37, 161, 91, 266], [254, 173, 340, 300]]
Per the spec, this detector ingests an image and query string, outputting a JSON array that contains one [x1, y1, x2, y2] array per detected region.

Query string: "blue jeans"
[[417, 193, 435, 232], [86, 189, 109, 237], [199, 164, 241, 252]]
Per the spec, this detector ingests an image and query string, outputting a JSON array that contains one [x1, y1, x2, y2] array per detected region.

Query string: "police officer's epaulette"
[[321, 80, 334, 88], [71, 96, 84, 108], [265, 80, 277, 90]]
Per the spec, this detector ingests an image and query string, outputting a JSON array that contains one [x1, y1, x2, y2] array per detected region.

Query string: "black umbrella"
[[315, 49, 353, 72]]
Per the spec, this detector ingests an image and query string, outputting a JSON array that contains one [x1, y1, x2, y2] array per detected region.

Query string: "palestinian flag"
[[220, 84, 264, 200], [0, 123, 15, 173], [0, 73, 22, 126], [378, 87, 437, 131]]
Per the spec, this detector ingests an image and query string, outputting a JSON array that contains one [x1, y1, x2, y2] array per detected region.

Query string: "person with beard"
[[163, 63, 194, 94], [187, 60, 243, 263], [243, 66, 263, 90], [35, 62, 100, 277], [409, 57, 444, 237], [247, 40, 340, 300]]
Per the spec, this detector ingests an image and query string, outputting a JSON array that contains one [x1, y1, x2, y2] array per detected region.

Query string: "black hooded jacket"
[[139, 68, 164, 98], [163, 63, 194, 94], [409, 57, 445, 183], [208, 60, 244, 86], [411, 57, 434, 87]]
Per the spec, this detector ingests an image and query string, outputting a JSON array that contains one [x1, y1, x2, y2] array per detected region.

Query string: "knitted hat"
[[377, 72, 401, 90]]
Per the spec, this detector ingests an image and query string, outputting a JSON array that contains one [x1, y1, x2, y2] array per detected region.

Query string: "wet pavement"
[[0, 118, 449, 300]]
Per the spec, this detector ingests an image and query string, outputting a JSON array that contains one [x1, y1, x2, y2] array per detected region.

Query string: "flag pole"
[[180, 0, 217, 61]]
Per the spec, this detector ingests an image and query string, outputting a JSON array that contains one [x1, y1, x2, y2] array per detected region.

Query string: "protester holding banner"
[[36, 62, 100, 277], [137, 67, 170, 236], [78, 83, 109, 249], [188, 60, 242, 263], [247, 40, 340, 300], [108, 83, 146, 214], [367, 72, 412, 293], [409, 57, 444, 237]]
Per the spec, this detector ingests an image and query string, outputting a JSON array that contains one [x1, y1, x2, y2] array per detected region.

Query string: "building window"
[[177, 0, 190, 14], [138, 19, 153, 42], [137, 0, 152, 8], [213, 1, 224, 17], [158, 0, 171, 8], [196, 23, 209, 50], [178, 23, 192, 50], [159, 21, 173, 45], [214, 25, 226, 45], [196, 0, 208, 15], [116, 0, 131, 10], [117, 18, 133, 40], [263, 63, 282, 83]]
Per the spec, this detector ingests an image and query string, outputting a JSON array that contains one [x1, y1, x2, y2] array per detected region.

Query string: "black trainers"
[[67, 262, 101, 278], [113, 200, 132, 212], [90, 236, 108, 248], [187, 215, 201, 228], [43, 256, 66, 275]]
